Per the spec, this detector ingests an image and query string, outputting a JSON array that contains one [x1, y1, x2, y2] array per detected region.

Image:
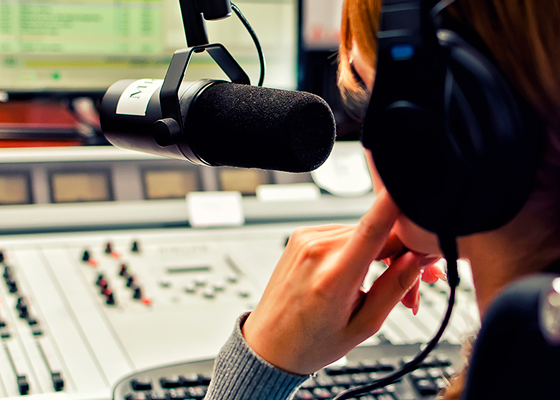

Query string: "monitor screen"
[[301, 0, 343, 51], [0, 0, 297, 95], [298, 0, 360, 140]]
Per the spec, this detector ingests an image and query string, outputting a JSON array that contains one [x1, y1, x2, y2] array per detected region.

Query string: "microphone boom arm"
[[154, 43, 250, 147]]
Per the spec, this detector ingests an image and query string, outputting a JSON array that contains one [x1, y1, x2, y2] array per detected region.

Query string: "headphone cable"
[[332, 236, 459, 400]]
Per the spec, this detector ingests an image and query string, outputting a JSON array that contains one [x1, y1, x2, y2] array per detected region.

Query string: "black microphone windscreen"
[[186, 82, 336, 172]]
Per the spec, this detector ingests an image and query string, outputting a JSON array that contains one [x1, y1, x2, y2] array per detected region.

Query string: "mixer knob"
[[126, 276, 135, 288], [96, 275, 108, 289], [105, 292, 116, 305], [132, 286, 142, 300], [104, 242, 113, 254], [0, 250, 4, 263], [82, 250, 90, 262], [3, 265, 13, 280], [17, 375, 29, 396], [7, 280, 18, 293], [131, 241, 140, 253], [119, 264, 129, 277], [51, 372, 64, 392], [16, 297, 29, 317]]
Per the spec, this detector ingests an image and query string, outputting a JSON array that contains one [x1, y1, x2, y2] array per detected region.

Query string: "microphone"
[[99, 79, 336, 173]]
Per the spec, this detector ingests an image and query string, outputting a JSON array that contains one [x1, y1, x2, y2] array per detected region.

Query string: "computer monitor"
[[298, 0, 361, 140], [0, 0, 297, 97]]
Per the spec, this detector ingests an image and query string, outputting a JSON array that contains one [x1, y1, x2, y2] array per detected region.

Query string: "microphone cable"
[[332, 236, 460, 400], [231, 3, 266, 86]]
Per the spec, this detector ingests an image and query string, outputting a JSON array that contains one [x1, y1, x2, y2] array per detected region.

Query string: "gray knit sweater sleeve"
[[204, 313, 311, 400]]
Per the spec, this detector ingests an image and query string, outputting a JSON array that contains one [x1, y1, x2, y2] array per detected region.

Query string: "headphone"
[[362, 0, 545, 238], [332, 3, 547, 398]]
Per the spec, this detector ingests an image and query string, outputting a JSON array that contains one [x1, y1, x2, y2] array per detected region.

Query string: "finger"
[[377, 232, 406, 261], [338, 188, 400, 275], [348, 251, 423, 337], [401, 277, 420, 309], [285, 225, 354, 251], [421, 264, 446, 284]]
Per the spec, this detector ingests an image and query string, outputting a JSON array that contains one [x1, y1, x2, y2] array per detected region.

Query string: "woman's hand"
[[242, 188, 442, 375]]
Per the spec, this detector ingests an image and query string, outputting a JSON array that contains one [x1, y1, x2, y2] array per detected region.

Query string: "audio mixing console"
[[0, 144, 479, 400]]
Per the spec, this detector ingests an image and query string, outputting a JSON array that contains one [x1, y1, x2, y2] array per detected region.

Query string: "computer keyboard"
[[114, 342, 462, 400]]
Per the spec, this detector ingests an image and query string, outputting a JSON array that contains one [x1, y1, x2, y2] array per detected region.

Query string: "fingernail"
[[412, 292, 420, 316], [434, 270, 448, 281], [419, 256, 440, 268]]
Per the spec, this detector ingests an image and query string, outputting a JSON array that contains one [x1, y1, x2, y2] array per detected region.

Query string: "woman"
[[204, 1, 560, 399]]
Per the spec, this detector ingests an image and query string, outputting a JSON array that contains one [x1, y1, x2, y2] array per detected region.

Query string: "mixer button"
[[211, 281, 226, 291], [0, 320, 6, 328], [202, 288, 215, 299], [3, 265, 12, 279], [183, 283, 196, 294], [238, 290, 250, 298], [131, 377, 153, 391], [193, 278, 207, 287], [1, 330, 11, 339], [159, 375, 182, 389], [26, 317, 38, 326], [226, 274, 238, 284], [159, 280, 171, 288], [31, 326, 43, 336]]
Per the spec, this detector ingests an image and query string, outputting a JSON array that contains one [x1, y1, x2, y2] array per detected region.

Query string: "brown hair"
[[338, 0, 560, 398], [338, 0, 381, 116]]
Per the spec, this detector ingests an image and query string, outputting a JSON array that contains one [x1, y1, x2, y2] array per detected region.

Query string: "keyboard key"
[[413, 378, 438, 396], [131, 378, 152, 391], [160, 375, 182, 389]]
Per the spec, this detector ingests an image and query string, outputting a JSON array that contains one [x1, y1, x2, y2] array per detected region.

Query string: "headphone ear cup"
[[363, 28, 544, 236], [438, 29, 543, 233]]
